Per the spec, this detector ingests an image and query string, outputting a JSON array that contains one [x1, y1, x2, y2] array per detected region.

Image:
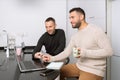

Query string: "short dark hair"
[[45, 17, 56, 23], [69, 7, 85, 19]]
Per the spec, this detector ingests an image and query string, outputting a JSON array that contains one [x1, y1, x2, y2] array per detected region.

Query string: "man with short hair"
[[42, 7, 113, 80], [32, 17, 66, 60]]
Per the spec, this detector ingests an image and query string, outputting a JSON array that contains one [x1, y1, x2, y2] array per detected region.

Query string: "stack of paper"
[[46, 62, 64, 70]]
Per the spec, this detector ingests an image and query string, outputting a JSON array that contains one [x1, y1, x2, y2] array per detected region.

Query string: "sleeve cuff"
[[80, 48, 86, 58], [49, 56, 55, 62]]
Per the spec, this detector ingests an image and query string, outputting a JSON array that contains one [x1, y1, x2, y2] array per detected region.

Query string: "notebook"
[[16, 54, 47, 73], [46, 62, 64, 70]]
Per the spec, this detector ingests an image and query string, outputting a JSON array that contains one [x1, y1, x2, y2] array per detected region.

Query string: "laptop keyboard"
[[20, 61, 36, 69]]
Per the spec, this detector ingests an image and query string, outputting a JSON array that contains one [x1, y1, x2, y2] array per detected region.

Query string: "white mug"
[[72, 47, 79, 57]]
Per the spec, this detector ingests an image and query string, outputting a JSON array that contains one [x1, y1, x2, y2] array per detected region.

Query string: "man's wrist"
[[50, 56, 55, 62]]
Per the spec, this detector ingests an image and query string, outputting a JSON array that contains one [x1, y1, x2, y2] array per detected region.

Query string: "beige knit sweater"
[[51, 24, 113, 77]]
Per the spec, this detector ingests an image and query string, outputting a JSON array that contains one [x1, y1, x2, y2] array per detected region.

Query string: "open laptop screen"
[[16, 54, 48, 73]]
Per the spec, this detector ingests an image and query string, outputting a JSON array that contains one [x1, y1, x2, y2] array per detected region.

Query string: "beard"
[[72, 21, 81, 29]]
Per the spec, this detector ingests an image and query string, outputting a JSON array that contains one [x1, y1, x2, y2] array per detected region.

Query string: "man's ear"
[[55, 24, 57, 28], [80, 14, 84, 20]]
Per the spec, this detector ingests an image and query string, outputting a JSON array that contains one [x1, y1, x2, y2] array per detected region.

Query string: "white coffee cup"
[[72, 47, 79, 57]]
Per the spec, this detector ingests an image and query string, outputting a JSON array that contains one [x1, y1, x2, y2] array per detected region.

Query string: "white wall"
[[111, 0, 120, 80], [111, 0, 120, 56], [0, 0, 67, 46], [0, 0, 106, 47]]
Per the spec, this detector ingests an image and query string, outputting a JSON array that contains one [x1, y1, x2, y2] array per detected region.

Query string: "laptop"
[[15, 54, 47, 73]]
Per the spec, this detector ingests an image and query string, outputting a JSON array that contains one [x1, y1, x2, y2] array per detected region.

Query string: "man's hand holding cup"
[[72, 47, 80, 58]]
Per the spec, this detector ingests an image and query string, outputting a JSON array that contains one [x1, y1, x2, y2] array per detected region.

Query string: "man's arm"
[[80, 28, 113, 59], [32, 36, 44, 60], [43, 36, 75, 62], [53, 29, 66, 55]]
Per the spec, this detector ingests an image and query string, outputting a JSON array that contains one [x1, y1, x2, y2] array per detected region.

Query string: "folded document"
[[46, 62, 64, 70]]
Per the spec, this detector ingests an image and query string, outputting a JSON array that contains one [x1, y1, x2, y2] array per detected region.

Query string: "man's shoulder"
[[41, 32, 48, 38], [56, 29, 65, 33], [55, 29, 65, 37], [88, 23, 102, 30], [88, 23, 105, 35]]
